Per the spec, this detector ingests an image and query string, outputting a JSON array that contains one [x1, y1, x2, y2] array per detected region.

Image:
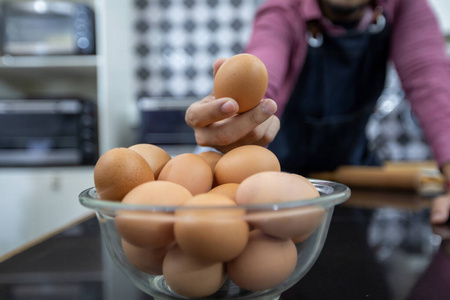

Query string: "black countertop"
[[1, 189, 450, 300]]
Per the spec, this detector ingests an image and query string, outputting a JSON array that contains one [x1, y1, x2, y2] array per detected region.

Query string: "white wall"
[[96, 0, 136, 153], [428, 0, 450, 36]]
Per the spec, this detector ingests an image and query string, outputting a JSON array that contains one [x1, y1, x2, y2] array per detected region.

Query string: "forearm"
[[391, 0, 450, 167], [244, 0, 307, 118]]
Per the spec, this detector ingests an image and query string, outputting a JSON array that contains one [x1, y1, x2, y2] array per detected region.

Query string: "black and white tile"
[[366, 66, 433, 162], [133, 0, 262, 100]]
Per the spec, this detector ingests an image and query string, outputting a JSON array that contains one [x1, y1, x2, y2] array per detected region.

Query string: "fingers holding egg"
[[188, 53, 274, 152], [215, 112, 280, 153], [185, 95, 239, 129], [196, 100, 278, 150], [212, 57, 227, 77]]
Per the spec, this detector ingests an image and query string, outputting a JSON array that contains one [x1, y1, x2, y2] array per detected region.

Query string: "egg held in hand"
[[213, 53, 268, 113]]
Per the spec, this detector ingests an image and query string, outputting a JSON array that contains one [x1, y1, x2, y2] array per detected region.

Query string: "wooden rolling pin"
[[309, 162, 445, 196]]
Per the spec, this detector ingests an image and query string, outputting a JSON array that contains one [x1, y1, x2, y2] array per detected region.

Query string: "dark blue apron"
[[269, 11, 391, 175]]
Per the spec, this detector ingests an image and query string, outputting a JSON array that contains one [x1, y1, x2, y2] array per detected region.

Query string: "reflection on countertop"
[[1, 189, 449, 300]]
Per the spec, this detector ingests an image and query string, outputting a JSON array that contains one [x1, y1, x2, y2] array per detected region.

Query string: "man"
[[185, 0, 450, 224]]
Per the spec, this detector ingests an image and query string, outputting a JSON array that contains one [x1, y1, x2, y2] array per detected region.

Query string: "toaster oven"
[[0, 1, 95, 56], [0, 98, 98, 166]]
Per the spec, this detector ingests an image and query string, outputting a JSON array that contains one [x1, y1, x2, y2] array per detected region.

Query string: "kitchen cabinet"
[[0, 167, 95, 260], [0, 0, 135, 258]]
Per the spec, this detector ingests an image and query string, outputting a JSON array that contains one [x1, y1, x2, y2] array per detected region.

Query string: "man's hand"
[[430, 164, 450, 225], [185, 58, 280, 153], [431, 192, 450, 225]]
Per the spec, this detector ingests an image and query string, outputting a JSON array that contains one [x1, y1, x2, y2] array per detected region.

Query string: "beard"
[[322, 1, 370, 18]]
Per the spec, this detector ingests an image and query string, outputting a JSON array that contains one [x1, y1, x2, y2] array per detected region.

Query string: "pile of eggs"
[[93, 143, 324, 298]]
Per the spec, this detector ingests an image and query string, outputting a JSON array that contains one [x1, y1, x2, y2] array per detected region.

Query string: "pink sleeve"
[[244, 0, 307, 117], [390, 0, 450, 168]]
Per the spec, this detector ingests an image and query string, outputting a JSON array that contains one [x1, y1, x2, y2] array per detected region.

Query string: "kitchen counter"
[[0, 188, 449, 300]]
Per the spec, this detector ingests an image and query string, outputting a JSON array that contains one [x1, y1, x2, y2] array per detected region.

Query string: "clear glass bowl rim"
[[79, 179, 350, 214]]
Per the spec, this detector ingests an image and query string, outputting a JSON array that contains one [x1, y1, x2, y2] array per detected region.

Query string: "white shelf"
[[0, 55, 98, 69]]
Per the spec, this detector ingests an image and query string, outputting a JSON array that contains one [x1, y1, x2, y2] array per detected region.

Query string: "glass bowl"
[[79, 179, 350, 300]]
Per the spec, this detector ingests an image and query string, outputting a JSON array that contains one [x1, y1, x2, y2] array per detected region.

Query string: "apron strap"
[[369, 7, 385, 34], [306, 21, 323, 48]]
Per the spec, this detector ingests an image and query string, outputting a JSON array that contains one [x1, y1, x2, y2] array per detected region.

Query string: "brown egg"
[[248, 206, 325, 240], [197, 151, 223, 171], [174, 193, 249, 262], [198, 151, 224, 187], [208, 183, 240, 202], [236, 171, 324, 239], [159, 153, 213, 195], [121, 239, 170, 275], [115, 181, 192, 249], [93, 147, 154, 201], [227, 230, 297, 291], [129, 143, 171, 179], [214, 145, 281, 185], [163, 244, 226, 298], [292, 230, 316, 244], [236, 171, 319, 205], [214, 53, 268, 113]]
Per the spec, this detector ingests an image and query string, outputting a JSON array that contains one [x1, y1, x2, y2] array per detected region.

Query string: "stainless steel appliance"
[[138, 97, 197, 145], [0, 98, 98, 166], [0, 1, 95, 56]]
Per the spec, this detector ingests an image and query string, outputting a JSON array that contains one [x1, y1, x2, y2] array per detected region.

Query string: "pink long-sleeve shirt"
[[244, 0, 450, 168]]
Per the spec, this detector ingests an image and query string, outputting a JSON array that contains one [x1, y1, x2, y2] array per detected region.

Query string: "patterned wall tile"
[[133, 0, 262, 100], [366, 66, 433, 162]]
